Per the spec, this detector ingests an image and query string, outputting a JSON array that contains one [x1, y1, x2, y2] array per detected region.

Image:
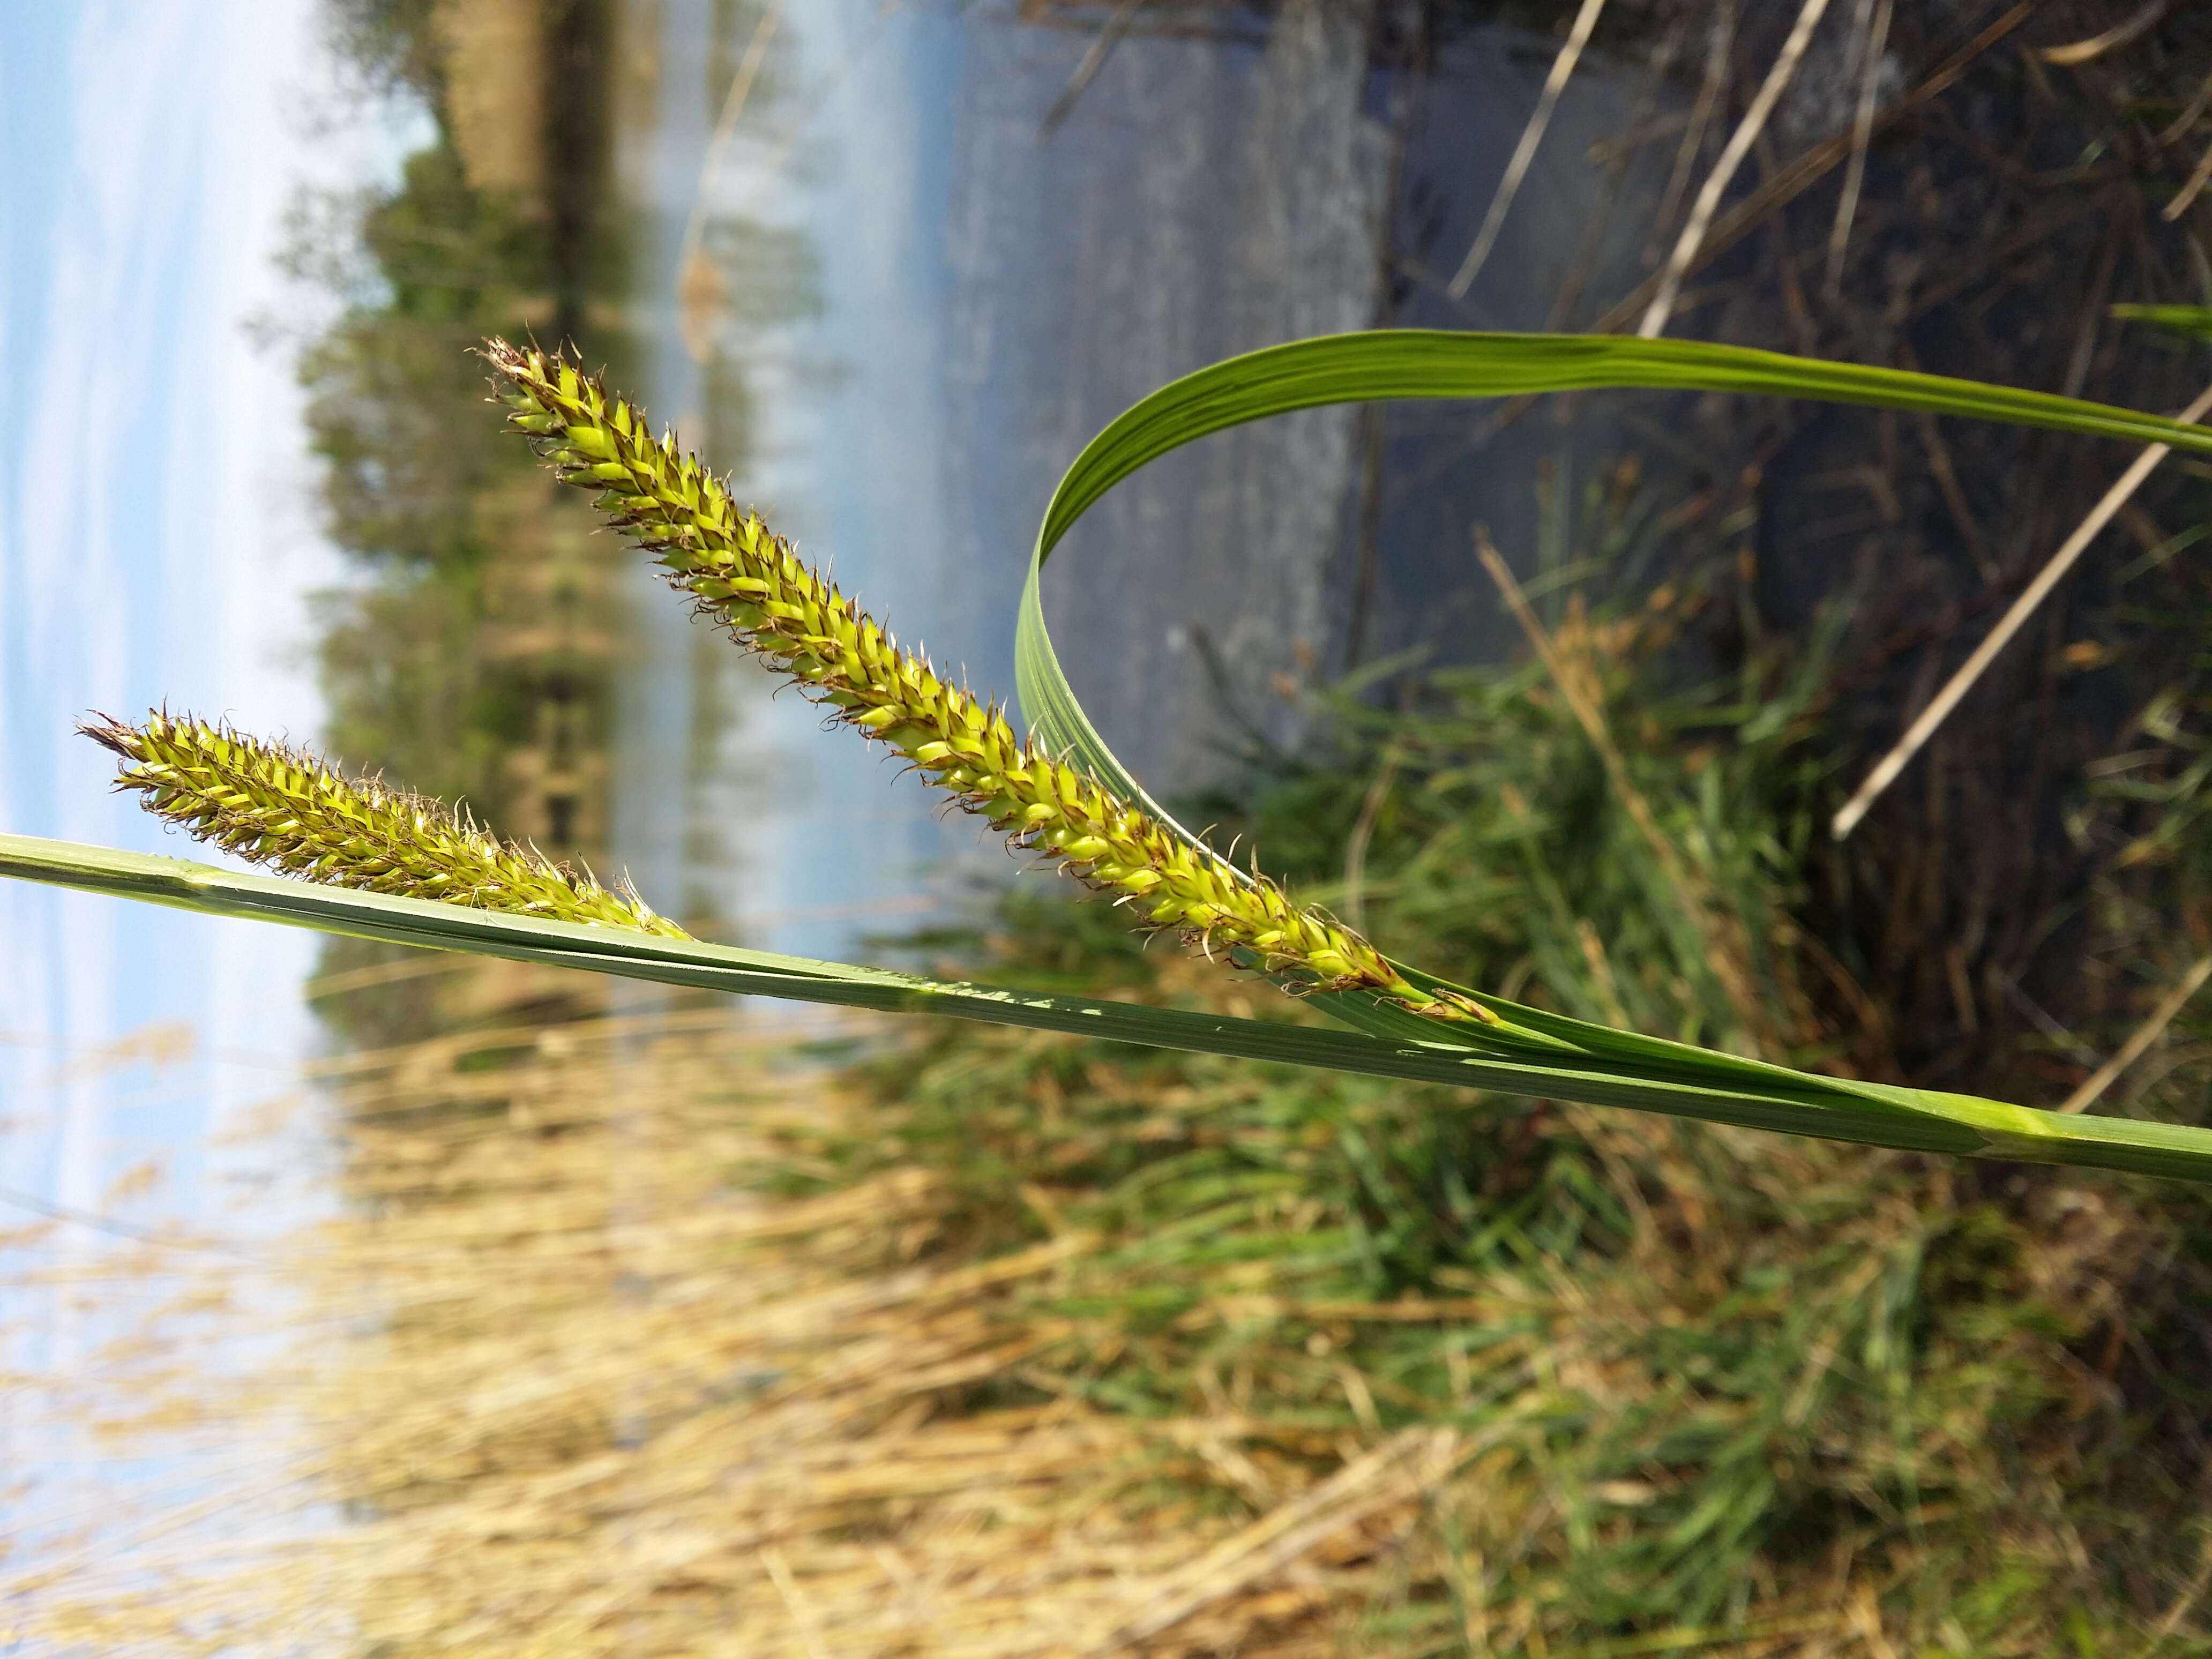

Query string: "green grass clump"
[[778, 571, 2212, 1653], [1236, 594, 1832, 1059]]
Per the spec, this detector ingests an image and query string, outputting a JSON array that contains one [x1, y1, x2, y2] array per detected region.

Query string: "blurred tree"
[[324, 0, 446, 100], [302, 146, 549, 579], [297, 0, 623, 1038]]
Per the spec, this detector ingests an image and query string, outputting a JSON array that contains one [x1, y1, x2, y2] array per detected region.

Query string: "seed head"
[[83, 711, 686, 938], [483, 339, 1485, 1021]]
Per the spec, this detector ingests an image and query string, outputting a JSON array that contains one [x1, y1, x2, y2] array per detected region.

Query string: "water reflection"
[[634, 0, 1665, 964]]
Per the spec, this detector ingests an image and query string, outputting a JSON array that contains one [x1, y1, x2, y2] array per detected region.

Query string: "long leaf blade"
[[9, 832, 2212, 1184]]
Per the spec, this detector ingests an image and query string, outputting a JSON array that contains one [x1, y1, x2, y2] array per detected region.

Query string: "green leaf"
[[1018, 330, 2212, 830], [1015, 327, 2212, 1066], [2112, 304, 2212, 345], [8, 832, 2212, 1185]]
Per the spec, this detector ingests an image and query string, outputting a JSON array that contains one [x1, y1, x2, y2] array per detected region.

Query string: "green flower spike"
[[484, 339, 1484, 1021], [83, 711, 686, 938]]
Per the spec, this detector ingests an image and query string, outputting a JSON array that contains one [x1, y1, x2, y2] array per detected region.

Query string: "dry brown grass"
[[3, 997, 1486, 1657]]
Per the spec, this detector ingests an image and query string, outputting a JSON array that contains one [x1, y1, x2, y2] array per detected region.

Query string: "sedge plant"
[[480, 340, 1481, 1022], [82, 709, 686, 937], [13, 330, 2212, 1180]]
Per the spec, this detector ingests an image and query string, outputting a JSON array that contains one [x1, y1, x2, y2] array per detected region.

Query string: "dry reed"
[[1, 1003, 1474, 1657]]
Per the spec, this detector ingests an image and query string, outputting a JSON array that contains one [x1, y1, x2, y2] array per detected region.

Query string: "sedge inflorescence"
[[84, 711, 687, 938], [485, 339, 1483, 1021]]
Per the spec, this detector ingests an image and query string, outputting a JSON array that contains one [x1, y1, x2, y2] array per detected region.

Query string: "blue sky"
[[0, 0, 437, 1558], [0, 0, 408, 1251]]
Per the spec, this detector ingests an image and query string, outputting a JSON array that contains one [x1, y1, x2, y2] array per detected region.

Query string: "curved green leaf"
[[1016, 328, 2212, 1049]]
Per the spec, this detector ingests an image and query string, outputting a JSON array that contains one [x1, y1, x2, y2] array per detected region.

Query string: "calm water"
[[614, 0, 1677, 965]]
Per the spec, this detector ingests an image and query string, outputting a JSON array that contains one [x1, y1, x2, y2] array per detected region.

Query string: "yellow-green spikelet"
[[83, 711, 687, 938], [484, 339, 1481, 1019]]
